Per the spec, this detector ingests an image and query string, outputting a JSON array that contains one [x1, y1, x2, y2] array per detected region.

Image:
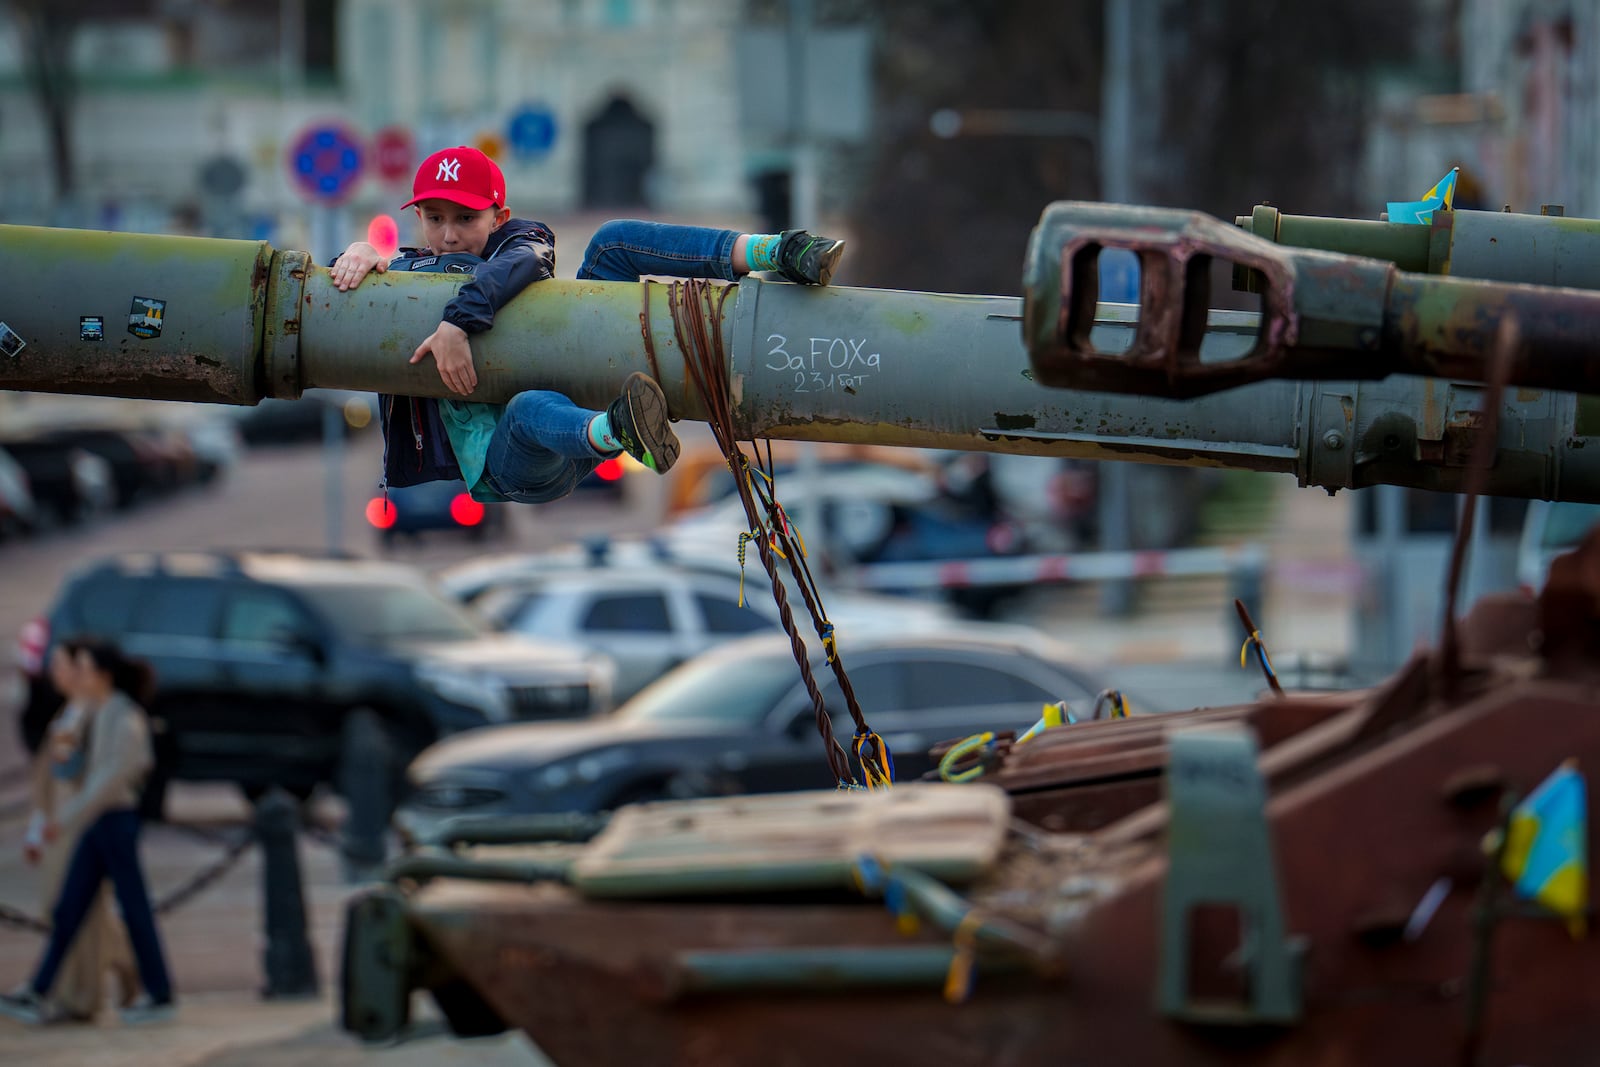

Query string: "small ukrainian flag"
[[1387, 167, 1460, 226], [1500, 760, 1589, 938]]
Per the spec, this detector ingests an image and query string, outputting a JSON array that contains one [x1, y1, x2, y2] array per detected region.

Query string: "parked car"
[[0, 432, 114, 525], [1517, 500, 1600, 594], [24, 423, 183, 510], [399, 628, 1110, 841], [664, 462, 942, 560], [663, 462, 1031, 616], [368, 479, 510, 545], [433, 534, 742, 605], [15, 551, 618, 813], [475, 566, 777, 702], [174, 410, 244, 485], [0, 446, 39, 540], [475, 564, 965, 703]]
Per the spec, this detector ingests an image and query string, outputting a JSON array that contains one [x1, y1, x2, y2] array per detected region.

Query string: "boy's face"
[[414, 199, 511, 257]]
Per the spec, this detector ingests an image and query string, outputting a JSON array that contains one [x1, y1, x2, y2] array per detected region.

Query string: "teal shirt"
[[438, 399, 507, 502]]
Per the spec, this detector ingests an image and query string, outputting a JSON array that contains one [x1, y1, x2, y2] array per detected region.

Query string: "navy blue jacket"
[[375, 219, 556, 489], [426, 218, 556, 334]]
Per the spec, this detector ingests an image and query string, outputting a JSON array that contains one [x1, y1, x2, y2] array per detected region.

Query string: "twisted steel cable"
[[658, 278, 867, 784]]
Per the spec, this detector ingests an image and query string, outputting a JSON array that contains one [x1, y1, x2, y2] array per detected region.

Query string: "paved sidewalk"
[[0, 992, 334, 1067], [0, 989, 553, 1067]]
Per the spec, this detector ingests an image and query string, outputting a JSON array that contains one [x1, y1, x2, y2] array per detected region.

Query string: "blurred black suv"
[[16, 551, 617, 811]]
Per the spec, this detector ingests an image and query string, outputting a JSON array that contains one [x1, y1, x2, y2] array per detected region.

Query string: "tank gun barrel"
[[1023, 201, 1600, 398], [1235, 203, 1600, 289], [2, 221, 1598, 502]]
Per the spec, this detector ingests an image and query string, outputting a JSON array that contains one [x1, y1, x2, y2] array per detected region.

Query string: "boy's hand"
[[332, 241, 389, 291], [412, 321, 478, 395]]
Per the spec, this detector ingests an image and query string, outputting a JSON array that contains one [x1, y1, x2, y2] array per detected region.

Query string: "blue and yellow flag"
[[1387, 167, 1459, 226], [1500, 760, 1589, 938]]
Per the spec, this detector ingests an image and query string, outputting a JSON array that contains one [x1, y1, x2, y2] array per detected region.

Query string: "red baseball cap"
[[403, 146, 505, 210]]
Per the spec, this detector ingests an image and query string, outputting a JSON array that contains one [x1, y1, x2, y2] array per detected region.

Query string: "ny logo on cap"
[[437, 158, 461, 182]]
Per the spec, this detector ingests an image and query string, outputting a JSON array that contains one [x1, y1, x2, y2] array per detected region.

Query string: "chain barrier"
[[302, 821, 346, 852], [152, 830, 254, 917], [0, 821, 259, 935], [0, 900, 49, 934]]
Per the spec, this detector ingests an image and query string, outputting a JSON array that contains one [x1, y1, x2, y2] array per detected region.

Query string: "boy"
[[332, 145, 844, 504]]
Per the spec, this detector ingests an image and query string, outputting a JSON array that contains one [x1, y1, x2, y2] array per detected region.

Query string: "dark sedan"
[[398, 628, 1110, 842], [367, 479, 509, 545]]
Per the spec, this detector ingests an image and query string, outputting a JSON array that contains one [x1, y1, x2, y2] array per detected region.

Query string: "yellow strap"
[[736, 531, 753, 607], [943, 911, 984, 1004], [938, 732, 994, 783]]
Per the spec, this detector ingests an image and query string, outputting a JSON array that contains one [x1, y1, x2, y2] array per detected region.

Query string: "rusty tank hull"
[[343, 546, 1600, 1066]]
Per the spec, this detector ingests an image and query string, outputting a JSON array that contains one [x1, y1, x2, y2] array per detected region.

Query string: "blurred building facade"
[[0, 0, 759, 243], [1366, 0, 1600, 217]]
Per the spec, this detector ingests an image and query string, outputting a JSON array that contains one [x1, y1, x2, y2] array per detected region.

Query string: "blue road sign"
[[508, 107, 558, 159], [1098, 248, 1141, 304], [289, 124, 365, 203]]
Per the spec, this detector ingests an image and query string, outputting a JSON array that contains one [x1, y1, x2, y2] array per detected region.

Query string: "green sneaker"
[[774, 230, 845, 286], [606, 372, 680, 474]]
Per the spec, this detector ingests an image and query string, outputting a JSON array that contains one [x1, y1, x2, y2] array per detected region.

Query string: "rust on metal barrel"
[[0, 224, 274, 405]]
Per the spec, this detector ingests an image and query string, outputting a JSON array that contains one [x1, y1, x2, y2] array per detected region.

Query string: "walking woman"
[[17, 639, 139, 1022], [0, 638, 175, 1025]]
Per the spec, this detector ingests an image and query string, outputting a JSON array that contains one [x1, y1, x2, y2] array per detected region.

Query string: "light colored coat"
[[57, 690, 153, 838]]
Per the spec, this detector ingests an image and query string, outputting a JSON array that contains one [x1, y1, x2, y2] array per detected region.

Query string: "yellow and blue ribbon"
[[1387, 166, 1459, 226], [1239, 629, 1278, 688], [854, 729, 896, 789], [939, 732, 996, 783], [1016, 701, 1070, 745]]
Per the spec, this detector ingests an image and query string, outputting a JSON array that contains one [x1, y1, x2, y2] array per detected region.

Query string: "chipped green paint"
[[992, 413, 1037, 431]]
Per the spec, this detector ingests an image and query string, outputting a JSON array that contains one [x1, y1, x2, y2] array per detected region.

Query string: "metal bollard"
[[337, 708, 398, 883], [255, 788, 320, 999]]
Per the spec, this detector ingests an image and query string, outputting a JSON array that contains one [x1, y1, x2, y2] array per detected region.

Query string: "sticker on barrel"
[[0, 322, 24, 358], [129, 297, 166, 339]]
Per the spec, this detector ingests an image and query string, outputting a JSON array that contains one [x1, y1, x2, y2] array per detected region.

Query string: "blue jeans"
[[32, 809, 173, 1004], [479, 220, 738, 504]]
